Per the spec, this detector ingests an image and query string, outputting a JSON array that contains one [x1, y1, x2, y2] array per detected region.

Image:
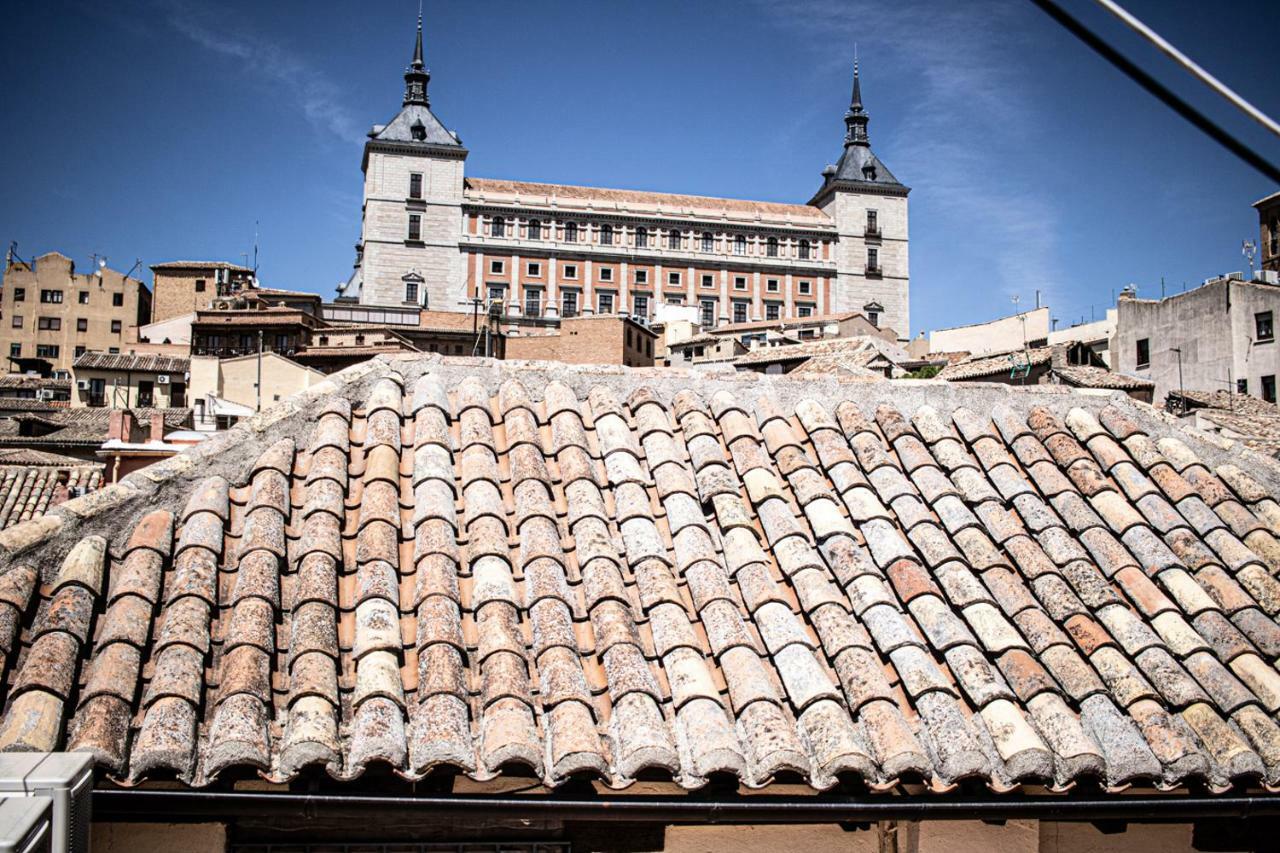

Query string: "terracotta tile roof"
[[735, 336, 907, 369], [465, 178, 832, 225], [0, 452, 102, 529], [937, 348, 1055, 381], [150, 261, 254, 271], [0, 375, 70, 391], [711, 311, 862, 335], [1169, 392, 1280, 458], [5, 358, 1280, 797], [73, 353, 190, 373], [1051, 366, 1155, 392], [1171, 391, 1280, 417]]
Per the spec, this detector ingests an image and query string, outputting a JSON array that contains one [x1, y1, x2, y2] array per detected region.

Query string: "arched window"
[[667, 229, 681, 250], [600, 224, 614, 246], [766, 237, 778, 257], [734, 235, 747, 255], [527, 219, 541, 239], [564, 222, 578, 242], [701, 232, 714, 252], [491, 216, 506, 237], [635, 226, 648, 248], [799, 239, 811, 260]]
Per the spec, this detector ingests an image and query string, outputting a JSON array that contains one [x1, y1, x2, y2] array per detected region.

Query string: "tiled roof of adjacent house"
[[1051, 367, 1155, 392], [736, 336, 907, 369], [465, 178, 832, 225], [73, 353, 190, 374], [937, 348, 1055, 382], [0, 450, 102, 529], [4, 357, 1280, 797], [150, 261, 254, 272]]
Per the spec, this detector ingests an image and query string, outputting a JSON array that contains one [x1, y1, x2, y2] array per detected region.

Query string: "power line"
[[1028, 0, 1280, 185], [1092, 0, 1280, 141]]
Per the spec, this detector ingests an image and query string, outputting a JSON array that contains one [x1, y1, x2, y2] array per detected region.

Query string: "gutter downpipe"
[[93, 789, 1280, 824]]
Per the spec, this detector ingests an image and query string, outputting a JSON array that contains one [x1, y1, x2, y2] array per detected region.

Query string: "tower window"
[[867, 210, 878, 233], [867, 247, 879, 271], [405, 280, 419, 303], [409, 172, 423, 199], [408, 214, 422, 241]]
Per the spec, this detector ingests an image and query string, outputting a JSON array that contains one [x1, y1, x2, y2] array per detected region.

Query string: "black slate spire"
[[403, 9, 430, 106], [844, 60, 869, 147]]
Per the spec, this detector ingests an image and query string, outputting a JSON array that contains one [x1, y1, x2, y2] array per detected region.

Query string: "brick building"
[[0, 251, 151, 373], [503, 314, 656, 367], [337, 17, 910, 338], [149, 261, 256, 324], [1257, 190, 1280, 274]]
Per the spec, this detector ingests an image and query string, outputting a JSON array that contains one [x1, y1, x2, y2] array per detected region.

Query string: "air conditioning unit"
[[35, 390, 54, 402], [0, 753, 93, 853], [75, 380, 89, 391], [0, 795, 54, 853], [156, 374, 170, 385]]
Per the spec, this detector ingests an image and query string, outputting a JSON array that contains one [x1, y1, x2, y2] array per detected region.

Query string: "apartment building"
[[1, 251, 151, 373], [149, 260, 256, 323]]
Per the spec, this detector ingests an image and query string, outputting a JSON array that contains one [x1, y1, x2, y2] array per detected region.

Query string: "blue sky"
[[1, 0, 1276, 336]]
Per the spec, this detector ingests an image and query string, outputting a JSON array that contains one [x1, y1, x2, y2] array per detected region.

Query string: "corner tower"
[[810, 62, 910, 338], [338, 12, 468, 309]]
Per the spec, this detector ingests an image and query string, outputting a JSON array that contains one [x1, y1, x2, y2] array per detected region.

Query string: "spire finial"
[[403, 4, 430, 106], [411, 2, 424, 70], [843, 55, 869, 146]]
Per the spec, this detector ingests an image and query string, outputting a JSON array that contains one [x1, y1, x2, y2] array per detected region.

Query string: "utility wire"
[[1028, 0, 1280, 186], [1093, 0, 1280, 142]]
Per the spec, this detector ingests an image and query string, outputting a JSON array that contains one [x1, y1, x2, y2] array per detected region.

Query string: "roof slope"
[[73, 353, 189, 373], [3, 358, 1280, 796]]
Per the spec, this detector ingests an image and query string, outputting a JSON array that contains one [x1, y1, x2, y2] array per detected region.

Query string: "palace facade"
[[337, 16, 911, 338]]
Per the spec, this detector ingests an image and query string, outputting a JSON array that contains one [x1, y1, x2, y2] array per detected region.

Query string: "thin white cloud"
[[160, 0, 364, 146], [753, 0, 1066, 315]]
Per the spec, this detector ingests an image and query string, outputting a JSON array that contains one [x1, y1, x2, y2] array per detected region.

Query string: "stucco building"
[[337, 18, 910, 338], [1113, 276, 1280, 403], [0, 251, 151, 373], [149, 261, 256, 324], [1256, 190, 1280, 274]]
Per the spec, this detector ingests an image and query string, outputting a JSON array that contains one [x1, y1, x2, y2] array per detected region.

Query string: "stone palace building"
[[337, 16, 911, 338]]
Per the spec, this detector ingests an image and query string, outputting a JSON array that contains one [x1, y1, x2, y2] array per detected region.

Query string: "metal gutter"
[[94, 789, 1280, 824]]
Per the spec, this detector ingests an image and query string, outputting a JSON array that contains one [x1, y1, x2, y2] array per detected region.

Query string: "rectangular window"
[[527, 219, 541, 239], [490, 260, 505, 274], [8, 343, 19, 357], [194, 279, 206, 293], [867, 210, 878, 233], [564, 222, 578, 242], [528, 262, 541, 277], [561, 289, 579, 317], [734, 235, 747, 255], [111, 320, 122, 333], [701, 233, 714, 252], [667, 230, 682, 250], [35, 344, 59, 358], [766, 279, 780, 293], [1136, 338, 1150, 368], [665, 295, 685, 305], [1265, 375, 1277, 404], [799, 240, 811, 260], [700, 299, 717, 327], [525, 288, 543, 317], [797, 305, 813, 318], [798, 280, 812, 295], [633, 294, 649, 317], [408, 214, 422, 241], [10, 315, 20, 328], [562, 264, 577, 280], [12, 288, 24, 302], [766, 302, 781, 321], [636, 228, 648, 248], [733, 301, 749, 324], [40, 289, 63, 304], [1257, 311, 1274, 342], [734, 276, 747, 290], [766, 238, 778, 258], [77, 318, 88, 332], [112, 293, 124, 307], [78, 291, 90, 303], [667, 271, 681, 286], [867, 247, 879, 271], [1238, 379, 1249, 395], [600, 267, 613, 282], [598, 291, 615, 314], [409, 172, 423, 199], [38, 317, 61, 331], [600, 225, 614, 246], [491, 217, 506, 237], [137, 380, 154, 408], [405, 280, 419, 303], [73, 345, 85, 357], [634, 269, 648, 285], [701, 274, 714, 289]]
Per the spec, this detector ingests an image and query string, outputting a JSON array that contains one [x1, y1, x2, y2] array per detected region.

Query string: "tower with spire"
[[810, 60, 911, 336], [338, 9, 468, 308]]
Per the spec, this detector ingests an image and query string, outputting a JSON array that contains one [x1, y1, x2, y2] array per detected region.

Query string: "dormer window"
[[410, 119, 427, 141], [862, 164, 877, 181]]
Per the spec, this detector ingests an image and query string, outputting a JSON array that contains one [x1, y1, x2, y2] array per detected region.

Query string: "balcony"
[[864, 225, 881, 239], [865, 265, 882, 277]]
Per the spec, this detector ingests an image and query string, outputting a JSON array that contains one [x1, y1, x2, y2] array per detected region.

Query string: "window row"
[[480, 285, 814, 322], [8, 343, 115, 359], [481, 216, 824, 259], [482, 258, 815, 293], [8, 288, 125, 307], [10, 316, 123, 333]]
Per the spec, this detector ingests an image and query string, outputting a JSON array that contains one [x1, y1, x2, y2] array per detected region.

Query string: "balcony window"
[[667, 229, 681, 250], [799, 240, 811, 260], [138, 380, 154, 408], [867, 247, 879, 272], [408, 214, 422, 241], [633, 294, 649, 318], [765, 302, 781, 321], [527, 219, 541, 239], [866, 209, 879, 234], [1257, 311, 1274, 342], [733, 301, 748, 324], [525, 289, 543, 317], [766, 237, 778, 257], [491, 217, 506, 237], [601, 224, 614, 246], [734, 235, 746, 255], [561, 289, 579, 318], [564, 222, 578, 242], [409, 172, 423, 199], [636, 227, 648, 248], [701, 232, 714, 252], [1136, 338, 1150, 368], [598, 291, 615, 314], [700, 299, 716, 327]]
